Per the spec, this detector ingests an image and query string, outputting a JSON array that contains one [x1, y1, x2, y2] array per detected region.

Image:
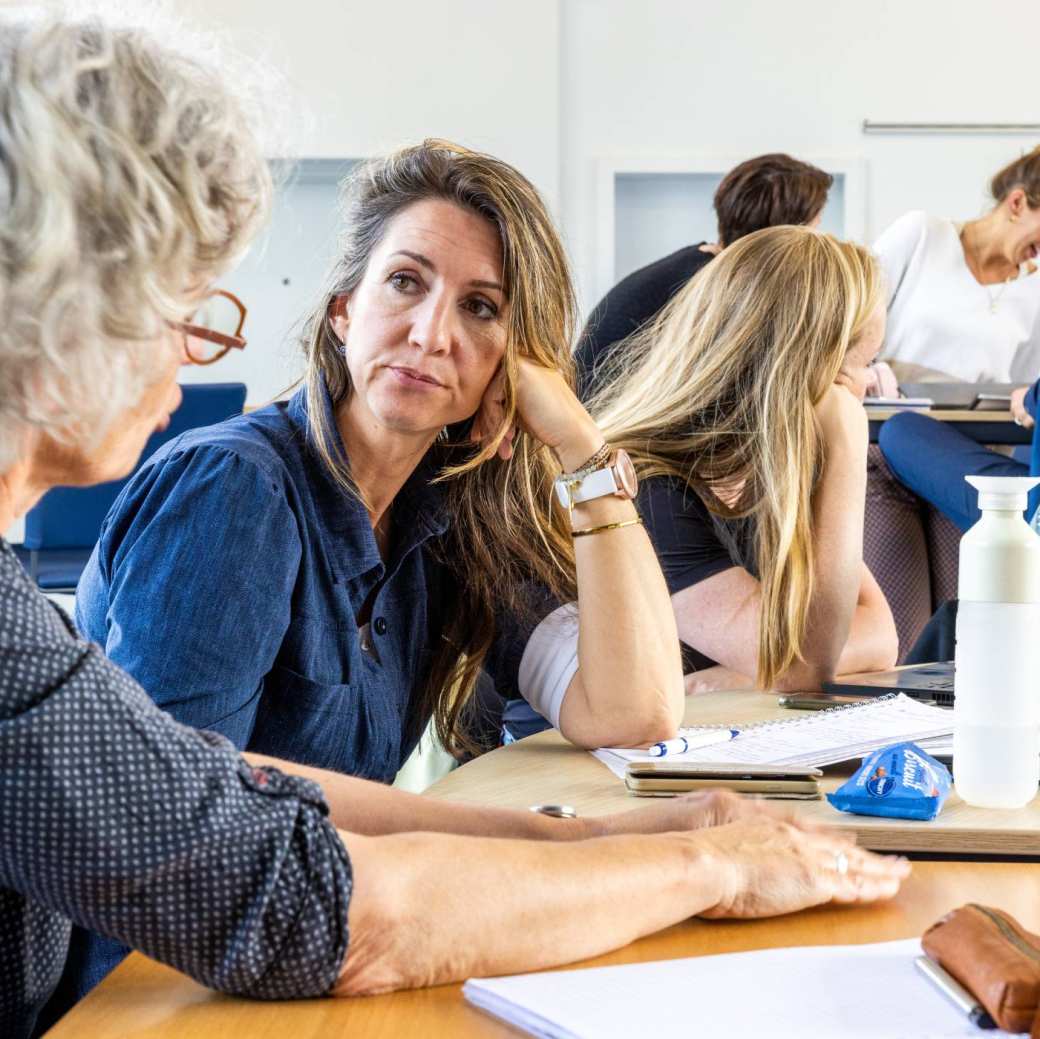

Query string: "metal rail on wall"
[[863, 121, 1040, 135]]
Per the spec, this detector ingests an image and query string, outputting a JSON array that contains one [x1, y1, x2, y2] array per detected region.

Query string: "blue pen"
[[648, 728, 740, 757]]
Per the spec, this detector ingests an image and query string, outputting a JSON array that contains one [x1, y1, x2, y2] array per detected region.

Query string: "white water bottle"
[[954, 475, 1040, 808]]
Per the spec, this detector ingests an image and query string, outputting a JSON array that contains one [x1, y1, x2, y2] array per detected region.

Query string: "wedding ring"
[[834, 850, 849, 876], [1014, 416, 1024, 426]]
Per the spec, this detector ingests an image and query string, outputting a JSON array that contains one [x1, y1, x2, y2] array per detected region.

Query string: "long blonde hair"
[[299, 140, 578, 755], [591, 226, 882, 687]]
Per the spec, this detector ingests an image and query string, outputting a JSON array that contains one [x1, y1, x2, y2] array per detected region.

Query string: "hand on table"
[[1011, 386, 1034, 430], [592, 788, 803, 838], [694, 817, 910, 918]]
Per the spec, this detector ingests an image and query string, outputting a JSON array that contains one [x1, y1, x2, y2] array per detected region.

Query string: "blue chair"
[[15, 383, 247, 591]]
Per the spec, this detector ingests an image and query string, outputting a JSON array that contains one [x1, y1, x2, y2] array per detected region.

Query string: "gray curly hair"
[[0, 6, 272, 472]]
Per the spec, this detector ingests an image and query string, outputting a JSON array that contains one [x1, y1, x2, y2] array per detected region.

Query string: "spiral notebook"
[[592, 693, 953, 779]]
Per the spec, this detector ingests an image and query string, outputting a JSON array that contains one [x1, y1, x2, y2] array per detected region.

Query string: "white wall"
[[182, 0, 1040, 356], [176, 0, 561, 208], [9, 0, 1040, 544], [560, 0, 1040, 311]]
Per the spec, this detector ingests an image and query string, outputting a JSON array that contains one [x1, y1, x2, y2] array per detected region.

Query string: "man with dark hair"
[[576, 153, 833, 397]]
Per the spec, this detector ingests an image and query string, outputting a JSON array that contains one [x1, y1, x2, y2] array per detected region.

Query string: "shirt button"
[[374, 616, 388, 636]]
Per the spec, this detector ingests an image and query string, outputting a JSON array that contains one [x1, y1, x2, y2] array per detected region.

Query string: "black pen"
[[915, 955, 997, 1029]]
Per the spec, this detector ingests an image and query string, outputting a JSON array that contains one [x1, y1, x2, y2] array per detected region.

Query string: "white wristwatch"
[[554, 449, 638, 509]]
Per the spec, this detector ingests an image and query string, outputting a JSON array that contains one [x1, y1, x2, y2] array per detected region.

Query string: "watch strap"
[[568, 465, 619, 504]]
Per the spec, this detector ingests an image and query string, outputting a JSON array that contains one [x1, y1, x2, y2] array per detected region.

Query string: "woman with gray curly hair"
[[0, 12, 356, 1038], [0, 9, 910, 1038]]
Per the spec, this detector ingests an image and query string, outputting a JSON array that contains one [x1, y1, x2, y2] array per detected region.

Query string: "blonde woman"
[[590, 226, 899, 693]]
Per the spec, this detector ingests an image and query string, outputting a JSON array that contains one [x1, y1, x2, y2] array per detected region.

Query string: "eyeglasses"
[[171, 288, 248, 365]]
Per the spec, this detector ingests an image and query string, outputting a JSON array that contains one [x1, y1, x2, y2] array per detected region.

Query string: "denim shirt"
[[77, 384, 523, 783]]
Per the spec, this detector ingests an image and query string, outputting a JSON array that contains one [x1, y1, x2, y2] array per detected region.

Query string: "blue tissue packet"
[[826, 741, 951, 821]]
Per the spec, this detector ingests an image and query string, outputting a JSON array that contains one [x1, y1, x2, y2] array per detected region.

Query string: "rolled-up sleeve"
[[0, 561, 351, 999]]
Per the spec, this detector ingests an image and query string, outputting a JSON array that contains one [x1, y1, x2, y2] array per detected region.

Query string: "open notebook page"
[[593, 694, 953, 778]]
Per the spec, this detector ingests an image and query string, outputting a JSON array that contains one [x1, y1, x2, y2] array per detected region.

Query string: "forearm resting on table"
[[780, 590, 898, 691], [686, 603, 896, 694], [245, 752, 603, 840], [334, 828, 719, 995], [559, 495, 684, 750], [835, 589, 899, 676]]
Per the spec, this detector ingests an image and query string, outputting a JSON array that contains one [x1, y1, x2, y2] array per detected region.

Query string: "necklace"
[[984, 277, 1015, 315], [960, 225, 1017, 315]]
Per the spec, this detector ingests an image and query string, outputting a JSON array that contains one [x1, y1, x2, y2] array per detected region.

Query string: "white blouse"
[[874, 210, 1040, 383]]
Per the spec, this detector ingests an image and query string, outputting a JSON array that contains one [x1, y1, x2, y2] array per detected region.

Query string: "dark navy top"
[[64, 383, 537, 1013], [575, 244, 715, 398], [0, 542, 351, 1039]]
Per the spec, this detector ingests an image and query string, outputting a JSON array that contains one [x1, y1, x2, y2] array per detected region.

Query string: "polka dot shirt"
[[0, 541, 353, 1039]]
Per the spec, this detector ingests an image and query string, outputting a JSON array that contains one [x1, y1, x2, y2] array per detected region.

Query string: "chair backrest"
[[23, 383, 247, 551]]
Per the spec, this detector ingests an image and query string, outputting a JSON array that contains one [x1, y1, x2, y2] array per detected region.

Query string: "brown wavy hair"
[[298, 140, 578, 755], [591, 226, 881, 688], [990, 145, 1040, 208], [714, 153, 832, 247]]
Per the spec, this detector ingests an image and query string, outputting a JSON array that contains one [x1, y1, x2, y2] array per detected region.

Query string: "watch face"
[[614, 449, 638, 499]]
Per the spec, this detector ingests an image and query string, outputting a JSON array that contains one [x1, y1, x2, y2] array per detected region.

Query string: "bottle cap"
[[966, 475, 1040, 512]]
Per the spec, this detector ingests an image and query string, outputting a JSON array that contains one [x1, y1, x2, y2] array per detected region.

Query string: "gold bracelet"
[[571, 517, 643, 538]]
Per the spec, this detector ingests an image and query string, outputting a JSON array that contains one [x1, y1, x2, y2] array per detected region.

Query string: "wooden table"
[[43, 864, 1040, 1038], [47, 690, 1040, 1037], [434, 690, 1040, 857], [867, 406, 1029, 445]]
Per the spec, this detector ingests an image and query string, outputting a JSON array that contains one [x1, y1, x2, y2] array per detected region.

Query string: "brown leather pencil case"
[[922, 904, 1040, 1036]]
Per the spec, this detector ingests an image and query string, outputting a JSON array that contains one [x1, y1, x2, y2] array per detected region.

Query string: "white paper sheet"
[[592, 694, 953, 779], [464, 938, 1003, 1039]]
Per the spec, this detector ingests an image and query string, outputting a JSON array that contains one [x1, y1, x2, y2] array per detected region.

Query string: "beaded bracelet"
[[565, 442, 611, 477]]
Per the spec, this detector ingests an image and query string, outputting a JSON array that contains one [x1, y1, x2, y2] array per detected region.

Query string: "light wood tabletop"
[[866, 405, 1029, 445], [43, 863, 1040, 1038], [425, 689, 1040, 857], [46, 689, 1040, 1037]]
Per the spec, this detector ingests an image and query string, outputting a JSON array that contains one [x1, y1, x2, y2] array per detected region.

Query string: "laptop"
[[900, 382, 1016, 410], [823, 661, 955, 707]]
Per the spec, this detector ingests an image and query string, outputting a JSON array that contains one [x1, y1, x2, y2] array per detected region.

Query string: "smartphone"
[[624, 762, 823, 798], [776, 691, 876, 710]]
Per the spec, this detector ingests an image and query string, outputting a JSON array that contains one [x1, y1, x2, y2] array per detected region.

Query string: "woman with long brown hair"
[[588, 225, 899, 693], [69, 137, 693, 996], [78, 138, 685, 760]]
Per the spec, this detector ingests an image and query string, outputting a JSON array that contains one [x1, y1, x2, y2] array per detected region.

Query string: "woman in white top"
[[875, 146, 1040, 382], [867, 148, 1040, 658]]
